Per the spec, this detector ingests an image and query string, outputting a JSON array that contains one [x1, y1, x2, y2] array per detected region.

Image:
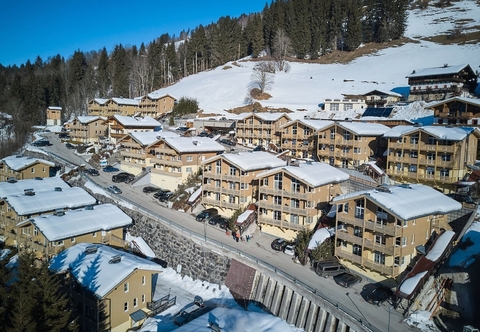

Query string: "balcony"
[[437, 145, 456, 153], [363, 238, 399, 256], [335, 231, 364, 246], [257, 216, 307, 231], [259, 187, 308, 199], [121, 150, 146, 159], [154, 147, 176, 155], [151, 157, 182, 167], [364, 219, 396, 236], [121, 142, 140, 148], [362, 260, 400, 277], [258, 202, 307, 216], [151, 168, 182, 177], [202, 198, 241, 210], [335, 250, 363, 265]]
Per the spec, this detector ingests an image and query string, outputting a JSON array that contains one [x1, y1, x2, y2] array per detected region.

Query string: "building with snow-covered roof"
[[384, 125, 480, 192], [147, 136, 225, 191], [0, 176, 69, 198], [46, 106, 62, 126], [16, 204, 132, 258], [64, 115, 107, 144], [406, 64, 478, 102], [235, 112, 292, 148], [427, 96, 480, 126], [138, 93, 176, 118], [332, 184, 461, 278], [201, 151, 285, 217], [0, 155, 55, 181], [363, 89, 403, 107], [49, 243, 164, 332], [87, 97, 140, 117], [256, 161, 349, 238], [322, 98, 367, 112], [316, 121, 390, 169], [280, 119, 333, 159], [107, 115, 161, 143]]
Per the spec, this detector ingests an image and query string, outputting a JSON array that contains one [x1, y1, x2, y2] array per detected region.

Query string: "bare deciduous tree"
[[251, 61, 274, 94]]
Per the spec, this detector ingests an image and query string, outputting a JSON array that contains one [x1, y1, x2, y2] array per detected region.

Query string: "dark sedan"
[[87, 168, 100, 176], [208, 215, 228, 226], [271, 238, 289, 251], [365, 285, 393, 306], [334, 273, 362, 288], [143, 186, 160, 193], [103, 165, 119, 172]]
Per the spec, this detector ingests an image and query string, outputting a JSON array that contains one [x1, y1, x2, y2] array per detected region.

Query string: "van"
[[314, 258, 347, 278]]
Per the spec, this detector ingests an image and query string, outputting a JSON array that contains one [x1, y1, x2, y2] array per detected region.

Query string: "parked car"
[[33, 139, 51, 147], [154, 189, 172, 199], [220, 139, 235, 146], [107, 185, 122, 194], [271, 238, 289, 251], [158, 191, 174, 202], [112, 172, 134, 183], [208, 215, 228, 226], [365, 285, 394, 306], [143, 186, 160, 193], [87, 168, 99, 176], [334, 272, 362, 288], [103, 165, 119, 172], [196, 208, 218, 222], [447, 193, 477, 205], [65, 143, 75, 149], [314, 258, 347, 278], [283, 245, 296, 256]]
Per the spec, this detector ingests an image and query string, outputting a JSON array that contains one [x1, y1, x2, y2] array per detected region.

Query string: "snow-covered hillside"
[[150, 0, 480, 116]]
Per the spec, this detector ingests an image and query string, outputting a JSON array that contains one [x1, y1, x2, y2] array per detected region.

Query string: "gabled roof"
[[76, 116, 106, 124], [425, 96, 480, 108], [89, 98, 109, 105], [47, 106, 62, 110], [127, 131, 172, 147], [257, 162, 349, 187], [112, 115, 161, 127], [363, 89, 402, 97], [332, 184, 461, 221], [280, 119, 334, 131], [1, 155, 55, 171], [160, 137, 225, 153], [0, 177, 69, 198], [205, 151, 285, 171], [336, 121, 390, 136], [383, 125, 478, 141], [30, 204, 132, 241], [406, 64, 472, 78], [49, 243, 164, 298], [145, 93, 177, 101], [5, 187, 96, 216], [248, 112, 291, 122], [111, 97, 139, 106]]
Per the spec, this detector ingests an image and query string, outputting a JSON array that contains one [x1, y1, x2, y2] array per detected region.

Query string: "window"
[[303, 127, 310, 135], [71, 237, 75, 243], [133, 298, 138, 308], [409, 165, 417, 173], [186, 156, 193, 162], [343, 132, 350, 140], [354, 226, 362, 237], [142, 276, 145, 285], [394, 256, 405, 266], [344, 103, 353, 111], [396, 237, 407, 246], [55, 240, 64, 246], [353, 147, 361, 154], [263, 178, 269, 186], [410, 151, 418, 158], [353, 244, 362, 256], [291, 178, 300, 192], [410, 134, 418, 145], [411, 234, 415, 244], [376, 207, 387, 225], [355, 199, 364, 219], [215, 180, 220, 188], [290, 214, 299, 224], [216, 160, 221, 174], [31, 168, 35, 173], [344, 203, 349, 213], [428, 136, 436, 145], [330, 129, 335, 139], [186, 167, 193, 173], [440, 168, 450, 177], [229, 166, 237, 176], [374, 251, 385, 265], [291, 198, 300, 208], [274, 196, 282, 205], [292, 125, 297, 135], [92, 232, 97, 237], [229, 181, 236, 189], [240, 183, 248, 190], [34, 227, 38, 236], [142, 294, 145, 303], [441, 154, 451, 161], [274, 211, 281, 220], [375, 234, 386, 245], [124, 282, 129, 293], [331, 103, 339, 111], [274, 173, 283, 190], [124, 302, 128, 312]]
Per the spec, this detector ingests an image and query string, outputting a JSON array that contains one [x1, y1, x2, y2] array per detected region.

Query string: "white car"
[[284, 245, 295, 256]]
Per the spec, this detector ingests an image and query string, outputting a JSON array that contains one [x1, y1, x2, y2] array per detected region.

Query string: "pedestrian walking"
[[259, 225, 262, 234], [246, 235, 250, 242], [232, 230, 236, 240], [236, 232, 240, 242]]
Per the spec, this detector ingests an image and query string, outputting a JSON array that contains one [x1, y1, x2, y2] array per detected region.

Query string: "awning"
[[130, 309, 147, 323]]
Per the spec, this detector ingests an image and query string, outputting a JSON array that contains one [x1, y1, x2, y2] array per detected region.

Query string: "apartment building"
[[201, 151, 286, 217], [87, 97, 140, 117], [138, 93, 176, 118], [64, 116, 107, 144], [148, 136, 225, 191], [0, 155, 55, 181], [363, 89, 402, 107], [50, 243, 164, 332], [384, 125, 480, 192], [1, 186, 96, 247], [428, 96, 480, 126], [332, 184, 461, 279], [118, 131, 175, 176], [17, 204, 131, 259], [406, 64, 478, 102], [317, 121, 390, 168], [107, 115, 161, 143], [235, 112, 292, 147], [256, 161, 349, 239], [322, 99, 366, 112], [46, 106, 62, 126], [280, 119, 334, 159]]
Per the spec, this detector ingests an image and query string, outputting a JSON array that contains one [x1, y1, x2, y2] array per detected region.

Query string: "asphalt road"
[[36, 131, 409, 332]]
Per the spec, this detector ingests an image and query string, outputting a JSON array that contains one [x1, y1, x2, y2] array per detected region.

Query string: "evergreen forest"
[[0, 0, 409, 157]]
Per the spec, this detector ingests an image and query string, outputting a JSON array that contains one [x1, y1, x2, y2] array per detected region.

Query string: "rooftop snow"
[[217, 152, 286, 171], [49, 243, 164, 298], [31, 204, 132, 241], [426, 96, 480, 108], [47, 106, 62, 110], [383, 125, 474, 140], [76, 116, 105, 124], [425, 230, 455, 261], [363, 89, 402, 97], [162, 136, 225, 153], [93, 98, 109, 105], [129, 131, 173, 146], [308, 228, 332, 250], [1, 155, 55, 171], [332, 184, 462, 220], [406, 64, 469, 78], [111, 97, 139, 106], [399, 271, 428, 296], [252, 112, 291, 121], [237, 210, 254, 224], [257, 162, 349, 187], [0, 177, 69, 198], [126, 233, 156, 258], [337, 121, 390, 135], [6, 187, 96, 216], [281, 119, 334, 130], [113, 115, 160, 127]]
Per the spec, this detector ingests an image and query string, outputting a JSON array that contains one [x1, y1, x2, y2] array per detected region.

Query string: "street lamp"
[[204, 220, 207, 242]]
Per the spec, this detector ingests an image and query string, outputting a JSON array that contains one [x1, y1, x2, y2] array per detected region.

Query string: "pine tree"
[[96, 47, 110, 97], [343, 0, 362, 51], [0, 254, 12, 331]]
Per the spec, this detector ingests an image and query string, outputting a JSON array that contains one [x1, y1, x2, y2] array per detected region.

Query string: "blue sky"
[[0, 0, 266, 67]]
